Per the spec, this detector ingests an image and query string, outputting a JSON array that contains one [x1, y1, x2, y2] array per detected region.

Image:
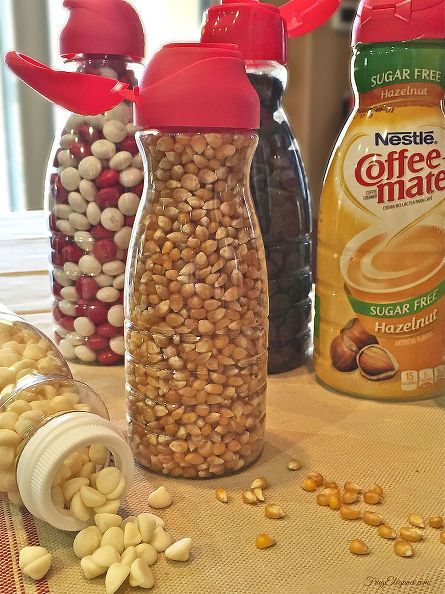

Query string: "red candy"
[[76, 300, 89, 317], [119, 136, 138, 155], [86, 334, 109, 352], [63, 243, 84, 263], [77, 124, 100, 144], [49, 213, 58, 232], [124, 216, 135, 227], [52, 305, 64, 324], [51, 233, 67, 252], [133, 183, 144, 197], [76, 276, 98, 300], [97, 323, 118, 338], [87, 301, 109, 325], [54, 177, 69, 204], [51, 251, 65, 267], [60, 316, 75, 332], [69, 141, 92, 159], [97, 349, 123, 366], [93, 239, 117, 264], [91, 225, 115, 240], [96, 187, 120, 209], [96, 169, 120, 189], [52, 280, 63, 297]]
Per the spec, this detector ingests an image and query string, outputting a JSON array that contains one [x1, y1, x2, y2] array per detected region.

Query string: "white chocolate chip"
[[95, 513, 123, 533], [124, 522, 142, 548], [89, 444, 109, 465], [165, 538, 192, 562], [147, 486, 173, 509], [105, 563, 130, 594], [96, 467, 122, 496], [93, 499, 121, 515], [135, 543, 157, 566], [91, 545, 120, 569], [120, 546, 138, 567], [137, 514, 156, 543], [73, 526, 102, 559], [80, 555, 107, 579], [80, 486, 107, 508], [70, 491, 91, 522], [150, 527, 172, 552], [63, 477, 90, 501], [101, 527, 124, 555], [129, 558, 154, 589], [19, 547, 52, 581]]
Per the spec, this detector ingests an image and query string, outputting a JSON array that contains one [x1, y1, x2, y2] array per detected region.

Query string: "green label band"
[[347, 279, 445, 319], [354, 42, 445, 94]]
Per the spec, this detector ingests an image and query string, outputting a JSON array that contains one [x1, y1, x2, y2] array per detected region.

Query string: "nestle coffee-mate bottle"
[[315, 0, 445, 400]]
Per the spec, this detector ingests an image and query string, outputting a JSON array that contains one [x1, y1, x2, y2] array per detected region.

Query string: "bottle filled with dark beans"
[[247, 63, 312, 374]]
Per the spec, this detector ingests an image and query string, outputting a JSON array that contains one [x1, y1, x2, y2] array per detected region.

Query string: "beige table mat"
[[0, 213, 444, 594]]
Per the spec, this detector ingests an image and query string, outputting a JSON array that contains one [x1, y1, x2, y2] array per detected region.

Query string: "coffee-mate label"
[[315, 42, 445, 400]]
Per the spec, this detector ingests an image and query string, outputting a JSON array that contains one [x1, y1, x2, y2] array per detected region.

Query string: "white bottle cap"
[[16, 411, 134, 531]]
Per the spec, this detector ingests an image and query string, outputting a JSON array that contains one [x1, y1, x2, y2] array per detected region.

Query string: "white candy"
[[101, 208, 124, 232], [95, 273, 114, 288], [86, 202, 101, 226], [113, 273, 125, 290], [65, 331, 84, 346], [65, 114, 84, 132], [118, 192, 139, 216], [57, 149, 77, 168], [74, 345, 97, 363], [136, 515, 156, 544], [102, 261, 125, 276], [79, 179, 97, 201], [95, 513, 123, 534], [80, 486, 107, 508], [105, 563, 130, 594], [92, 546, 120, 569], [85, 114, 105, 129], [91, 139, 117, 160], [165, 538, 192, 562], [97, 287, 120, 303], [137, 512, 165, 530], [109, 336, 125, 356], [63, 262, 81, 281], [103, 120, 127, 144], [150, 528, 172, 552], [69, 212, 91, 231], [109, 151, 132, 171], [105, 103, 133, 125], [78, 156, 102, 180], [80, 555, 107, 579], [60, 286, 79, 302], [58, 299, 77, 317], [74, 317, 96, 338], [135, 543, 157, 566], [73, 526, 102, 559], [68, 192, 88, 213], [119, 167, 144, 188], [120, 547, 137, 567], [60, 133, 75, 149], [89, 444, 108, 464], [56, 219, 76, 236], [147, 486, 172, 509], [132, 154, 143, 169], [114, 227, 132, 250], [101, 527, 124, 554], [96, 467, 122, 496], [61, 167, 81, 191], [58, 339, 76, 359], [53, 204, 72, 219], [79, 255, 102, 276], [124, 522, 142, 548], [53, 268, 73, 287], [107, 305, 124, 327], [19, 546, 52, 580], [129, 558, 154, 589], [74, 231, 94, 252], [98, 67, 118, 79]]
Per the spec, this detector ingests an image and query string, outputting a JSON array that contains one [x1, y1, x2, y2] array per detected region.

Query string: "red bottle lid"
[[201, 0, 339, 65], [134, 43, 260, 130], [352, 0, 445, 44], [60, 0, 145, 59]]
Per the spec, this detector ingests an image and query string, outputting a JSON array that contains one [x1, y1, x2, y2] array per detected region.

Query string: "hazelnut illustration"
[[330, 319, 378, 372], [357, 345, 399, 381]]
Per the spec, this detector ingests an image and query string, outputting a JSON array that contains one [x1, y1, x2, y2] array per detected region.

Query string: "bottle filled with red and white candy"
[[48, 55, 143, 365]]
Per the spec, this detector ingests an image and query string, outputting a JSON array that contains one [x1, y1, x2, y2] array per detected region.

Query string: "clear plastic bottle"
[[0, 308, 134, 531], [201, 0, 339, 374]]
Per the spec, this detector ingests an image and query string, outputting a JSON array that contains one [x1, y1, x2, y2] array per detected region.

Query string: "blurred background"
[[0, 0, 358, 215]]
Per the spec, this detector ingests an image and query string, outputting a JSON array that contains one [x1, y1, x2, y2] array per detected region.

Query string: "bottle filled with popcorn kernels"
[[0, 307, 134, 530], [122, 44, 269, 478], [6, 0, 145, 365]]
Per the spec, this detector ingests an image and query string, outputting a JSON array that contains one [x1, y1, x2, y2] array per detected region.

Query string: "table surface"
[[0, 212, 444, 594]]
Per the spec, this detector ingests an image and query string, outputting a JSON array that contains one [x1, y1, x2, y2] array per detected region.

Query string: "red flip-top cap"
[[135, 43, 260, 130], [60, 0, 145, 59], [201, 0, 339, 64], [353, 0, 445, 44]]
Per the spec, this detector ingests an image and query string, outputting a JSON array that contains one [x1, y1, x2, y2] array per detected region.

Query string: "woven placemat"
[[1, 340, 444, 594]]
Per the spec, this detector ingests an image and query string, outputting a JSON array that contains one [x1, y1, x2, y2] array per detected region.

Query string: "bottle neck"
[[245, 61, 287, 113], [63, 54, 142, 86], [352, 40, 445, 110]]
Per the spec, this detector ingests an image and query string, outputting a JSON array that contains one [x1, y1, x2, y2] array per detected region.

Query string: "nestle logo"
[[375, 131, 436, 146]]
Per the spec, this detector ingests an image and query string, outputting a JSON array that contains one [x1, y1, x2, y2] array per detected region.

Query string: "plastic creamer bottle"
[[315, 0, 445, 400]]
